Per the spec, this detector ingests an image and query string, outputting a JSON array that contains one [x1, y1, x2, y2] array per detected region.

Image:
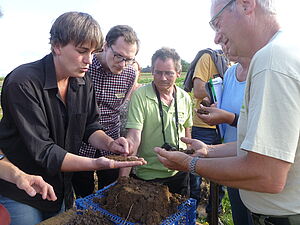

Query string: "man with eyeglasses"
[[154, 0, 300, 224], [120, 47, 192, 196], [72, 25, 140, 198]]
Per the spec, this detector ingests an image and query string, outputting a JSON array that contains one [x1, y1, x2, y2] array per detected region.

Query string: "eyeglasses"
[[209, 0, 235, 31], [110, 46, 135, 66], [153, 70, 176, 77]]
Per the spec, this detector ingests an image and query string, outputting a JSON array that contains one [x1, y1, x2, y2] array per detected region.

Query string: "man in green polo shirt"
[[121, 47, 192, 195]]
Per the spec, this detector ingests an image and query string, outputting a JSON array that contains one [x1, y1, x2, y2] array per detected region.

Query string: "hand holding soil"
[[105, 155, 143, 162]]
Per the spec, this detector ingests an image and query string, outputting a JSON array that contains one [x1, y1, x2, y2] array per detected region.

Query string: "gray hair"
[[50, 11, 103, 53], [256, 0, 277, 14], [212, 0, 276, 15], [151, 47, 182, 73]]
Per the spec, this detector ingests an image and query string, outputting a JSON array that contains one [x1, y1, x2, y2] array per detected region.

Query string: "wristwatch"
[[0, 154, 5, 160], [189, 157, 200, 176]]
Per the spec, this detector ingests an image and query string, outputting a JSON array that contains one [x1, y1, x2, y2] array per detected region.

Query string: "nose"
[[214, 31, 222, 45], [118, 59, 127, 68], [83, 53, 93, 65]]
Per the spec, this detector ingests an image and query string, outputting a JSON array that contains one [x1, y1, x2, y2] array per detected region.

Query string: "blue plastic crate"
[[76, 182, 197, 225]]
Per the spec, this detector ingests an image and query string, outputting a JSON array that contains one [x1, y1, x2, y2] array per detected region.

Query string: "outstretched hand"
[[94, 156, 147, 170], [180, 137, 208, 157], [154, 147, 192, 171], [15, 174, 57, 201]]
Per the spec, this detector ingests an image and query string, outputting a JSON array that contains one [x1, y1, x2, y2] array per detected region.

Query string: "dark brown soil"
[[105, 155, 141, 161], [197, 108, 209, 115], [200, 99, 211, 107], [93, 177, 188, 225], [64, 209, 113, 225], [178, 148, 196, 154]]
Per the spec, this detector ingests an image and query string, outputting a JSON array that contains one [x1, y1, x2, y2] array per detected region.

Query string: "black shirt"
[[0, 54, 102, 212]]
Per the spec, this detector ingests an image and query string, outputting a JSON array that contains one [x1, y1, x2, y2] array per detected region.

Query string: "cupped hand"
[[154, 147, 192, 171], [180, 137, 208, 157]]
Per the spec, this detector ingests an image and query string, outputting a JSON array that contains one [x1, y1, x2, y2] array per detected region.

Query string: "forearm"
[[61, 153, 97, 172], [194, 153, 289, 193], [88, 130, 113, 150], [0, 158, 26, 185], [206, 142, 237, 158]]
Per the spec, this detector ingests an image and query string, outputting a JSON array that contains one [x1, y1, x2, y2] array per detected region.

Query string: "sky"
[[0, 0, 298, 76]]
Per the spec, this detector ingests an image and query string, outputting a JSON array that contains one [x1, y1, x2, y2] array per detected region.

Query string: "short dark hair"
[[105, 25, 140, 55], [50, 12, 103, 53], [151, 47, 182, 72]]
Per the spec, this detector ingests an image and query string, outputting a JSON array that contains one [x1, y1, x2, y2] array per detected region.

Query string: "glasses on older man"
[[110, 46, 135, 66], [209, 0, 235, 31]]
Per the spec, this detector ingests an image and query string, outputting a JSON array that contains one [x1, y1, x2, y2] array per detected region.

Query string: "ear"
[[103, 42, 109, 52], [52, 44, 62, 55], [240, 0, 256, 15]]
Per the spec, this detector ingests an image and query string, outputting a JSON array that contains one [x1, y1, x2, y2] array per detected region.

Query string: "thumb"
[[180, 137, 194, 145], [153, 147, 168, 157]]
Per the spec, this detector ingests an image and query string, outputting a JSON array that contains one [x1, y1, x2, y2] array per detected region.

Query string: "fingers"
[[111, 138, 129, 155], [24, 186, 37, 197], [46, 185, 57, 201]]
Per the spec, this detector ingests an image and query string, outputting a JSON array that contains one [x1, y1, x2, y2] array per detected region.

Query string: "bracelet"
[[189, 157, 200, 176], [230, 113, 239, 127]]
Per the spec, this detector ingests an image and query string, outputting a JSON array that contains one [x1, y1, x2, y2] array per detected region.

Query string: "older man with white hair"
[[154, 0, 300, 224]]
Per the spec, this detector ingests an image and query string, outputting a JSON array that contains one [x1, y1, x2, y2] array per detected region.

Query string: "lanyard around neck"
[[152, 83, 180, 150]]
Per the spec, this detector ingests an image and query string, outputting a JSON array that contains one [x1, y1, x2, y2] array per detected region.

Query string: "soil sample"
[[197, 108, 209, 115], [64, 209, 113, 225], [105, 155, 141, 162], [198, 99, 210, 115], [93, 177, 188, 225], [178, 148, 195, 155]]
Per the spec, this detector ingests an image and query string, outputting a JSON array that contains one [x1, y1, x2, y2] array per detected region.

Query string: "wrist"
[[230, 113, 239, 127], [189, 157, 200, 175]]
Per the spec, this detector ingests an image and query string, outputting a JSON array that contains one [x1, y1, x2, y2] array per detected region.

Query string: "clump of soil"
[[105, 155, 141, 161], [93, 177, 188, 225], [200, 99, 211, 107], [178, 148, 195, 155], [198, 100, 210, 115], [197, 108, 209, 115], [64, 209, 113, 225]]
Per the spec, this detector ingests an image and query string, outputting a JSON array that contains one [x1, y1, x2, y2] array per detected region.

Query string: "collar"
[[43, 53, 86, 91]]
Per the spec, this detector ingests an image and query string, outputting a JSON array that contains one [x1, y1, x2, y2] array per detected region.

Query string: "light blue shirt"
[[220, 64, 246, 143]]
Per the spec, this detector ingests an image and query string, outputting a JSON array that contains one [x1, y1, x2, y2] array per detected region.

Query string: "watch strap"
[[189, 157, 200, 175]]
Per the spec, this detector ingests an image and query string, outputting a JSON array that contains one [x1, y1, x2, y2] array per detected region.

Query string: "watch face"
[[0, 154, 5, 160]]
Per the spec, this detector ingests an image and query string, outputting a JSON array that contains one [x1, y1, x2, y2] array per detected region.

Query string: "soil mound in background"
[[93, 176, 188, 225]]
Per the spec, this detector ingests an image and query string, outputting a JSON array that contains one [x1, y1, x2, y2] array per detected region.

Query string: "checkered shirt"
[[79, 55, 136, 158]]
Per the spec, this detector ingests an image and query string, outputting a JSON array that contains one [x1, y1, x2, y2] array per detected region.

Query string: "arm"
[[154, 146, 290, 193], [0, 153, 57, 201], [193, 78, 208, 99], [61, 151, 146, 172], [119, 128, 142, 177]]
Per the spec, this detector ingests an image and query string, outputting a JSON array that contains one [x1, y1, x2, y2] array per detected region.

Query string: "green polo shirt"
[[126, 83, 193, 180]]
